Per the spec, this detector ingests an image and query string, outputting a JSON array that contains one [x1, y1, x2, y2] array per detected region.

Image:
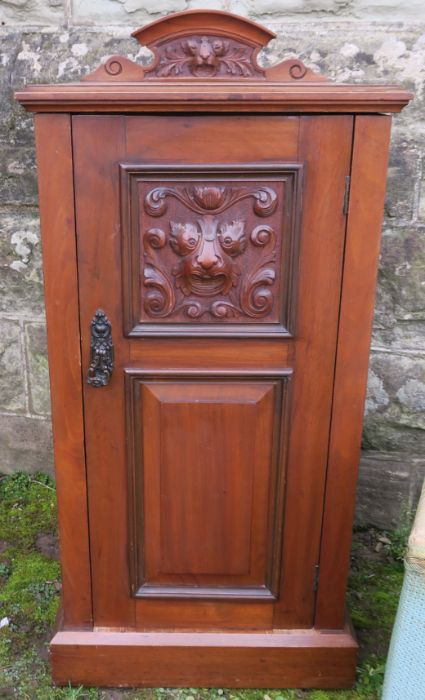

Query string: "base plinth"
[[51, 627, 357, 688]]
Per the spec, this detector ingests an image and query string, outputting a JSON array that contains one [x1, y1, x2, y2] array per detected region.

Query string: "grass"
[[0, 471, 409, 699]]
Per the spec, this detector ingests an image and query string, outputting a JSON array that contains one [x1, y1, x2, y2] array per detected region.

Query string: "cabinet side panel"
[[34, 113, 92, 628], [273, 115, 353, 629], [315, 114, 392, 629]]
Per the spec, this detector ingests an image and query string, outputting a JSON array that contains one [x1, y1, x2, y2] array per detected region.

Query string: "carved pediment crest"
[[83, 10, 329, 84]]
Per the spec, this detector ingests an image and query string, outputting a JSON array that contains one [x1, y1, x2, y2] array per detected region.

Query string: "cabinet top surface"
[[15, 9, 413, 114]]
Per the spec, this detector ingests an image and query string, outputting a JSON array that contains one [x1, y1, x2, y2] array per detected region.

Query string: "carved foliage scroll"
[[121, 166, 301, 337], [147, 35, 265, 79], [82, 10, 330, 83], [142, 183, 279, 323]]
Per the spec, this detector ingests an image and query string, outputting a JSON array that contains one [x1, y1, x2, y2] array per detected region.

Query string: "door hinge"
[[343, 175, 351, 215], [313, 564, 320, 593]]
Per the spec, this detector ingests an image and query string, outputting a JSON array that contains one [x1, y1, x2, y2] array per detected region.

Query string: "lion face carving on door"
[[139, 180, 286, 323], [170, 215, 247, 297]]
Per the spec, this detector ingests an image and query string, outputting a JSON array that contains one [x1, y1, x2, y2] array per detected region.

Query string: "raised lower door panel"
[[126, 372, 290, 601], [73, 114, 353, 631]]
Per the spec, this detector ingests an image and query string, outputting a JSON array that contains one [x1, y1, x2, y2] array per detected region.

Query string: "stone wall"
[[0, 0, 424, 528]]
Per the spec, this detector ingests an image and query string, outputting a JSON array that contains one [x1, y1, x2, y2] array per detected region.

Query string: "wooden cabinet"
[[15, 9, 412, 690]]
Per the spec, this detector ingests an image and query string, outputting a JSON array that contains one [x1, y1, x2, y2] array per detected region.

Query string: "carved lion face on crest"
[[169, 214, 247, 297], [184, 37, 227, 77]]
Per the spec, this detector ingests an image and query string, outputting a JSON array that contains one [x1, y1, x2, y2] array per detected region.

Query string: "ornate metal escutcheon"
[[87, 309, 114, 387]]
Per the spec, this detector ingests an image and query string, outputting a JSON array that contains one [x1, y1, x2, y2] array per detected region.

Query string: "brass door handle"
[[87, 309, 114, 387]]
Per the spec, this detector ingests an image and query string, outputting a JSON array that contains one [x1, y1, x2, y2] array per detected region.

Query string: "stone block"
[[0, 210, 45, 317], [70, 0, 187, 26], [62, 0, 425, 24], [373, 226, 425, 351], [0, 0, 64, 26], [372, 321, 425, 354], [25, 322, 51, 416], [9, 29, 140, 91], [0, 145, 37, 206], [0, 31, 39, 149], [419, 159, 425, 223], [260, 26, 424, 125], [0, 318, 26, 413], [1, 20, 424, 523], [3, 27, 424, 145], [0, 414, 53, 474], [351, 0, 425, 20], [364, 351, 425, 453], [355, 451, 425, 529], [385, 137, 422, 222]]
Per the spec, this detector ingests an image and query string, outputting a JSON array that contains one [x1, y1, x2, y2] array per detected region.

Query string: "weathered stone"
[[62, 0, 425, 25], [0, 12, 423, 526], [3, 26, 424, 127], [419, 160, 425, 223], [0, 210, 45, 317], [69, 0, 184, 25], [0, 414, 53, 474], [0, 0, 64, 26], [364, 351, 425, 453], [355, 451, 425, 529], [0, 318, 26, 413], [352, 0, 425, 20], [0, 145, 37, 206], [25, 322, 50, 416], [8, 29, 144, 90], [261, 26, 424, 124], [372, 226, 425, 352], [372, 321, 425, 353], [385, 136, 422, 222]]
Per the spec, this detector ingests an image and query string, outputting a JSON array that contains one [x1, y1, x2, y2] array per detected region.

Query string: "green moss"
[[0, 471, 57, 549], [0, 473, 61, 698], [347, 556, 404, 659], [0, 551, 60, 628], [0, 473, 408, 700]]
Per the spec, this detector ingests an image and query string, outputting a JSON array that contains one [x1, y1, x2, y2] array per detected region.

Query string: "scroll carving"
[[82, 10, 330, 84], [120, 162, 302, 335], [143, 228, 175, 317], [141, 185, 279, 322], [152, 35, 264, 79], [144, 185, 277, 217], [241, 256, 276, 318]]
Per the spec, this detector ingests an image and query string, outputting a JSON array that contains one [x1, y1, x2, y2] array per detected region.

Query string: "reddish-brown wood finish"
[[34, 114, 92, 629], [15, 11, 411, 113], [15, 9, 413, 690], [50, 628, 357, 688], [72, 116, 135, 630], [15, 10, 411, 112], [15, 82, 411, 113], [131, 9, 275, 47], [315, 115, 393, 629], [120, 163, 301, 336], [274, 115, 353, 630], [126, 371, 289, 600], [72, 113, 353, 636]]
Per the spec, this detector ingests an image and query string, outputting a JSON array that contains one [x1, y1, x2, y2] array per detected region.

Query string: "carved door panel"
[[73, 114, 353, 630]]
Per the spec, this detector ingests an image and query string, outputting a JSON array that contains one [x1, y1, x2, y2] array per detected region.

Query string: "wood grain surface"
[[20, 9, 412, 688], [34, 114, 93, 629]]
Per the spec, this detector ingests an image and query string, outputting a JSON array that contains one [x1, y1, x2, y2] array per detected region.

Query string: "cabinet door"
[[73, 114, 353, 630]]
